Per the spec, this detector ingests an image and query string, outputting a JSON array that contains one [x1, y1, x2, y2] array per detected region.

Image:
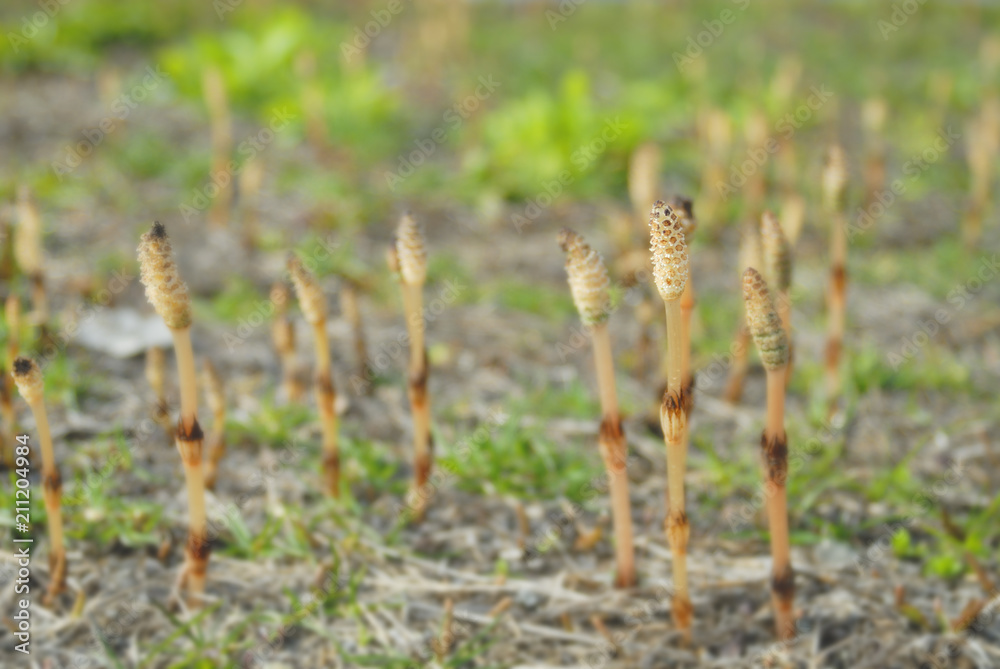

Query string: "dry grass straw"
[[742, 268, 795, 640], [270, 281, 304, 403], [12, 357, 66, 606], [649, 200, 694, 637], [724, 222, 762, 403], [145, 346, 175, 442], [1, 296, 20, 468], [15, 186, 48, 336], [391, 214, 433, 520], [822, 144, 849, 419], [558, 228, 636, 588], [202, 67, 233, 228], [288, 255, 340, 498], [761, 211, 793, 385], [137, 222, 209, 606], [201, 358, 226, 490]]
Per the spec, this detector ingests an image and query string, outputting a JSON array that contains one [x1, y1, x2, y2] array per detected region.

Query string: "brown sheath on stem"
[[823, 145, 848, 419], [139, 223, 210, 607], [12, 357, 66, 606]]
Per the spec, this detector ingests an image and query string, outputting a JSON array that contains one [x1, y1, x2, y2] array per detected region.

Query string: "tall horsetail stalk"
[[15, 187, 48, 341], [861, 98, 888, 213], [1, 296, 21, 468], [558, 228, 636, 588], [288, 256, 340, 498], [649, 200, 693, 637], [761, 211, 793, 385], [393, 214, 433, 520], [340, 280, 371, 390], [202, 67, 233, 228], [823, 145, 849, 419], [963, 101, 998, 247], [202, 359, 227, 490], [12, 357, 65, 605], [137, 223, 209, 606], [270, 281, 304, 403], [742, 268, 795, 641], [724, 223, 762, 403], [146, 346, 174, 441]]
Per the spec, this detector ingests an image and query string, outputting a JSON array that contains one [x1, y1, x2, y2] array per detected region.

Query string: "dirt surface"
[[0, 71, 999, 668]]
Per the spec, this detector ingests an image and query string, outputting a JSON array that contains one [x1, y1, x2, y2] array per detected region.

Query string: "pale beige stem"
[[591, 324, 635, 588], [764, 367, 794, 640], [825, 213, 847, 418], [340, 284, 370, 387], [402, 282, 432, 519], [28, 397, 65, 605], [662, 298, 692, 638], [170, 327, 208, 605], [311, 321, 340, 498]]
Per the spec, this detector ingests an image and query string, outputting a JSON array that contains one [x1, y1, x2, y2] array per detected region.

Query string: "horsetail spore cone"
[[12, 357, 66, 605], [138, 222, 209, 606], [649, 200, 693, 638], [760, 211, 793, 384], [559, 228, 635, 588], [394, 214, 433, 520], [742, 268, 794, 641], [288, 255, 340, 498]]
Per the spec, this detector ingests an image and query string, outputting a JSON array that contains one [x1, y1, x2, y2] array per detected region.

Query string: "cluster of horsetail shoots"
[[202, 359, 227, 490], [823, 145, 849, 419], [649, 200, 694, 637], [724, 222, 762, 403], [137, 222, 210, 606], [742, 268, 795, 641], [558, 228, 636, 588], [270, 281, 304, 402], [146, 346, 174, 441], [288, 256, 340, 498], [0, 296, 20, 468], [13, 357, 66, 606], [392, 214, 433, 520], [761, 211, 793, 385], [15, 187, 48, 338], [202, 67, 233, 228]]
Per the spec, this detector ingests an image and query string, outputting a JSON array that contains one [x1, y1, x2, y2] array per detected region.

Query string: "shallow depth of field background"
[[0, 1, 999, 667]]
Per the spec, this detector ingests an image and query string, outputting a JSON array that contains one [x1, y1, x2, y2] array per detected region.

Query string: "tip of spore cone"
[[558, 228, 610, 326], [742, 268, 788, 371], [649, 200, 689, 302], [12, 356, 43, 404], [138, 222, 192, 330]]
